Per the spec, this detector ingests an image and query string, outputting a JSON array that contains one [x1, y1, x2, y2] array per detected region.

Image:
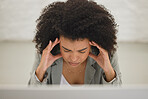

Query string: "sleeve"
[[28, 52, 48, 86], [101, 52, 122, 85]]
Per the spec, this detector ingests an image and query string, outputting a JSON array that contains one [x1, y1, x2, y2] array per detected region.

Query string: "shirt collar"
[[51, 56, 97, 84]]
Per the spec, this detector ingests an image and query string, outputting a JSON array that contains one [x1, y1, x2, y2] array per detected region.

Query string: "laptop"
[[0, 85, 148, 99]]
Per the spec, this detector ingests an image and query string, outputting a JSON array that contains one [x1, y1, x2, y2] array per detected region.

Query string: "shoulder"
[[34, 52, 42, 61], [110, 51, 118, 60], [109, 52, 119, 67]]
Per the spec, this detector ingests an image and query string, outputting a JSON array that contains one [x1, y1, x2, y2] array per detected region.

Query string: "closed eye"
[[62, 46, 87, 53], [79, 51, 86, 53], [64, 50, 70, 52], [64, 50, 85, 53]]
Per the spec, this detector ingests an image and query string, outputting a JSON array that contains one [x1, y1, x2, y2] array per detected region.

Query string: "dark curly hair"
[[33, 0, 118, 57]]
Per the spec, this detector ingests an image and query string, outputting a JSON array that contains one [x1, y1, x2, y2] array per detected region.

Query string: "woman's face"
[[60, 36, 91, 67]]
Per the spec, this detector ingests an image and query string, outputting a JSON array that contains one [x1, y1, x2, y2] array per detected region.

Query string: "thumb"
[[89, 52, 97, 61], [53, 53, 62, 61]]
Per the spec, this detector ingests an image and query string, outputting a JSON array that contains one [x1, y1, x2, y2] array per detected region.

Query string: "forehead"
[[60, 36, 89, 49]]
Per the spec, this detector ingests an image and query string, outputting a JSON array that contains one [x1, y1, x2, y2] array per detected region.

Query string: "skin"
[[89, 41, 116, 82], [35, 37, 115, 83], [60, 36, 91, 71], [36, 38, 62, 82], [60, 36, 91, 84]]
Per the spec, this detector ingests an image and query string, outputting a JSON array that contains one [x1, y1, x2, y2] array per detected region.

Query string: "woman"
[[28, 0, 122, 85]]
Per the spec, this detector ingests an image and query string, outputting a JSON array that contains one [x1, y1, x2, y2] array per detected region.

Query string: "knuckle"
[[43, 48, 48, 52]]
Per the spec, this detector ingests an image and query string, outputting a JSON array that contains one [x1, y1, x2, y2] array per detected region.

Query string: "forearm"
[[103, 64, 116, 82], [35, 65, 47, 82]]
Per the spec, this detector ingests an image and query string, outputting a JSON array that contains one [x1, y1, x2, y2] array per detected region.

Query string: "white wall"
[[95, 0, 148, 42], [0, 0, 148, 42]]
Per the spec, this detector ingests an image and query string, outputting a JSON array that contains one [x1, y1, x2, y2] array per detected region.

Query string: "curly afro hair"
[[33, 0, 118, 57]]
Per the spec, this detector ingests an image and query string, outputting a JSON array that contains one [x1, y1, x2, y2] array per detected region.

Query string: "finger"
[[91, 41, 100, 48], [45, 38, 60, 54], [55, 38, 61, 45], [89, 41, 99, 48], [44, 41, 52, 54], [44, 40, 52, 51], [53, 53, 62, 61], [57, 38, 61, 44], [89, 52, 97, 61], [50, 38, 60, 50], [89, 41, 93, 46], [89, 41, 102, 52], [91, 41, 105, 52]]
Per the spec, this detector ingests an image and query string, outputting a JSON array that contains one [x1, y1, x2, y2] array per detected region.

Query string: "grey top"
[[28, 52, 122, 85]]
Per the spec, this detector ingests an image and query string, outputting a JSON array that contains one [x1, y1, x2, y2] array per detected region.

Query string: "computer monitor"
[[0, 85, 148, 99]]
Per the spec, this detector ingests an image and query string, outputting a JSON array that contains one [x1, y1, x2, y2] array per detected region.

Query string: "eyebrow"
[[62, 46, 88, 51]]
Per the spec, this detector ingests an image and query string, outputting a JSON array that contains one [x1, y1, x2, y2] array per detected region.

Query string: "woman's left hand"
[[89, 41, 116, 82]]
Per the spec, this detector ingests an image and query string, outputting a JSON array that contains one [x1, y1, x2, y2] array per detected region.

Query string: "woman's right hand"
[[36, 38, 62, 82]]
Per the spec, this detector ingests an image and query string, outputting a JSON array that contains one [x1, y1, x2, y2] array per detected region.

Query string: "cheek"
[[60, 50, 69, 60], [77, 51, 89, 61], [81, 52, 89, 59], [81, 50, 90, 60]]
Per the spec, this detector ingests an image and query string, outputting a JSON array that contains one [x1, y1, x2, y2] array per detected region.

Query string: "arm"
[[101, 52, 122, 85], [28, 52, 46, 85], [28, 38, 62, 85], [89, 41, 122, 85]]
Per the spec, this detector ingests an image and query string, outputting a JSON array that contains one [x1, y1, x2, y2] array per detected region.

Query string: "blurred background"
[[0, 0, 148, 85]]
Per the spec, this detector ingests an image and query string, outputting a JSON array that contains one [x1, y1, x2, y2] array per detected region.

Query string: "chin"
[[68, 62, 81, 67]]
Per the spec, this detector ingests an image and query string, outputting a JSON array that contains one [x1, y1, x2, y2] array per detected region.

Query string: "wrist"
[[103, 64, 116, 82], [38, 63, 47, 72], [36, 65, 47, 82], [102, 62, 112, 73]]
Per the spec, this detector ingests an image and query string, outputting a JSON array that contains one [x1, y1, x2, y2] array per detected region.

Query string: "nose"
[[70, 53, 79, 62]]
